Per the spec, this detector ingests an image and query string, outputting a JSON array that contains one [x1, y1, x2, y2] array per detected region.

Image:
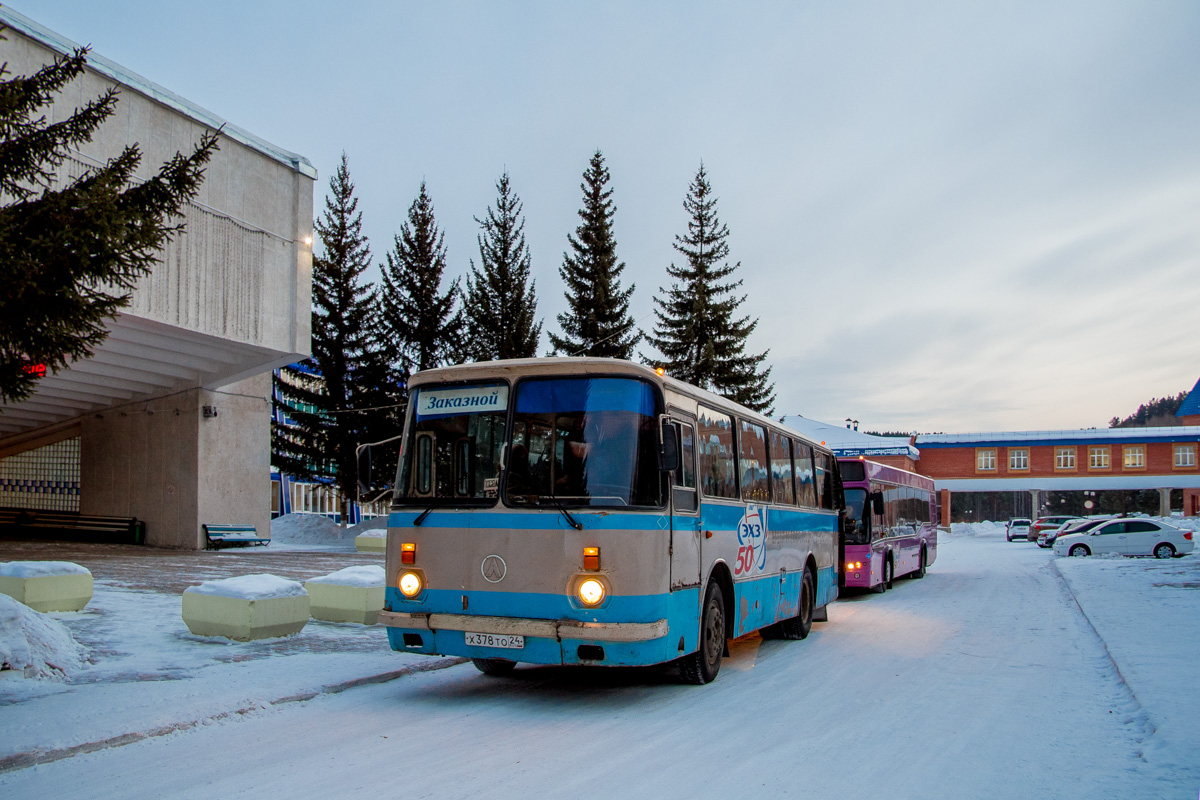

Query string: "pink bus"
[[837, 457, 937, 592]]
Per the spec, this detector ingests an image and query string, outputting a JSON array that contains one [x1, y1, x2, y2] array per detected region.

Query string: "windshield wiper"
[[538, 494, 583, 530], [413, 506, 435, 526]]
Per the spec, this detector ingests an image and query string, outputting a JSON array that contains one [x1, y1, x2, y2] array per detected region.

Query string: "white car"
[[1006, 518, 1032, 542], [1053, 519, 1195, 559]]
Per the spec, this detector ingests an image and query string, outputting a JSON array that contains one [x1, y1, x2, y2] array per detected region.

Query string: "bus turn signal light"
[[401, 542, 416, 564], [583, 546, 600, 570]]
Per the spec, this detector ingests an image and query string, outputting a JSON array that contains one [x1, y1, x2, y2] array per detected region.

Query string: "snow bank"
[[347, 516, 387, 535], [949, 521, 1004, 537], [0, 561, 91, 578], [270, 513, 349, 544], [0, 594, 87, 679], [184, 574, 308, 600], [306, 565, 385, 588]]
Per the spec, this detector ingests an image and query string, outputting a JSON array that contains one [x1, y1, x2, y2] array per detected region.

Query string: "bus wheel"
[[871, 560, 890, 594], [472, 658, 517, 677], [912, 548, 927, 579], [679, 581, 725, 685], [774, 567, 814, 640]]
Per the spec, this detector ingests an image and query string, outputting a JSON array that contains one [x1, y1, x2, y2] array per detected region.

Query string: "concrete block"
[[355, 534, 386, 553], [0, 562, 93, 612], [305, 581, 385, 625], [182, 574, 309, 641], [304, 565, 385, 625]]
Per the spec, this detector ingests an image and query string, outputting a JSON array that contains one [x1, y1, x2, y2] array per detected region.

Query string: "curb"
[[0, 656, 468, 774]]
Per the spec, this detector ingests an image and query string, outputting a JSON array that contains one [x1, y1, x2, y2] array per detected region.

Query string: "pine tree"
[[649, 164, 775, 414], [463, 172, 542, 360], [378, 182, 464, 378], [549, 150, 640, 358], [272, 154, 391, 519], [0, 42, 218, 404]]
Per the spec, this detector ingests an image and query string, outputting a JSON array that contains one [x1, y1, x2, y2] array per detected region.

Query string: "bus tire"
[[775, 567, 814, 640], [472, 658, 517, 677], [679, 581, 725, 685], [912, 548, 926, 579], [872, 559, 890, 594]]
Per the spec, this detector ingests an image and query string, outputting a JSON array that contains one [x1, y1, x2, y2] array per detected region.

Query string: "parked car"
[[1006, 518, 1032, 542], [1053, 519, 1195, 558], [1030, 515, 1078, 542], [1039, 517, 1105, 548]]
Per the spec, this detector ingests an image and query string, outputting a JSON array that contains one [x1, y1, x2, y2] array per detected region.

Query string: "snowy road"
[[4, 531, 1194, 799]]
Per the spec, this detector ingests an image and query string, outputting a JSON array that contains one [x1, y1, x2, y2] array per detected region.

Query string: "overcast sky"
[[16, 0, 1200, 433]]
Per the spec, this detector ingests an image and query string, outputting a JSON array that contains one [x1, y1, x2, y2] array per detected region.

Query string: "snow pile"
[[949, 521, 1004, 537], [0, 594, 87, 680], [0, 560, 91, 578], [270, 513, 352, 544], [184, 574, 307, 600], [306, 565, 385, 588], [347, 516, 387, 535]]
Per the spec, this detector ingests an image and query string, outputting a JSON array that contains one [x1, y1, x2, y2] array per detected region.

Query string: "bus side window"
[[673, 422, 698, 513], [770, 431, 795, 505], [814, 451, 833, 509], [794, 441, 817, 507], [697, 406, 737, 499], [738, 419, 771, 503]]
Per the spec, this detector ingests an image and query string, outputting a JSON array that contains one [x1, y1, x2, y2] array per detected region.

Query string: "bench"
[[203, 523, 270, 550], [0, 506, 145, 544]]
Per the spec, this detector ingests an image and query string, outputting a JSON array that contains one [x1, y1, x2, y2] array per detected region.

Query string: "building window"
[[1055, 447, 1076, 470], [1122, 445, 1145, 470], [1176, 444, 1197, 469], [976, 448, 997, 472], [1008, 448, 1029, 471], [1088, 446, 1110, 470]]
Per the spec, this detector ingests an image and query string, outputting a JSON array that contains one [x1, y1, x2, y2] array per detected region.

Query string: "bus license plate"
[[465, 632, 524, 649]]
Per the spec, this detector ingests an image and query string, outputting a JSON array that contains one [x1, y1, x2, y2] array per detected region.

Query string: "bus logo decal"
[[481, 555, 508, 583], [735, 505, 767, 575]]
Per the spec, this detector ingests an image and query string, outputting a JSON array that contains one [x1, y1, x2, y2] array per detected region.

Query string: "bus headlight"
[[399, 571, 423, 598], [577, 578, 606, 606]]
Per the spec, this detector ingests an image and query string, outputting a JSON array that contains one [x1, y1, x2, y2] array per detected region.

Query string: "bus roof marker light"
[[583, 546, 600, 570], [655, 367, 665, 376], [401, 542, 416, 564]]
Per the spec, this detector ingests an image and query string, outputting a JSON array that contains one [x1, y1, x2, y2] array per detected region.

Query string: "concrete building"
[[0, 8, 314, 548]]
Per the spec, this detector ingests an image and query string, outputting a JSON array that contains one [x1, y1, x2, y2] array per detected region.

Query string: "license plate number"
[[464, 632, 524, 649]]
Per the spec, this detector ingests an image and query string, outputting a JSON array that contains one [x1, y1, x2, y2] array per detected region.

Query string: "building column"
[[940, 489, 951, 528], [1030, 490, 1041, 518], [1158, 488, 1172, 518], [80, 374, 271, 549], [1185, 489, 1200, 517]]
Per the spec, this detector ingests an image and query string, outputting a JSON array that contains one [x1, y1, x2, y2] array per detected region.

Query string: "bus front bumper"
[[378, 611, 670, 643]]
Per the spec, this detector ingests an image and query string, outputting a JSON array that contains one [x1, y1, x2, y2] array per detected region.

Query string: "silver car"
[[1054, 519, 1196, 559]]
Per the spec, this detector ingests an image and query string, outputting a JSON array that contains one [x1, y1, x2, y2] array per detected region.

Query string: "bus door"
[[669, 417, 701, 591]]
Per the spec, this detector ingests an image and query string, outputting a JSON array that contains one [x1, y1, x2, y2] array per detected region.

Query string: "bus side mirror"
[[871, 491, 884, 516], [356, 444, 372, 496], [658, 419, 680, 472]]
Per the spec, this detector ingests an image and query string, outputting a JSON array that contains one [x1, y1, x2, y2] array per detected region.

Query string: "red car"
[[1029, 515, 1079, 542]]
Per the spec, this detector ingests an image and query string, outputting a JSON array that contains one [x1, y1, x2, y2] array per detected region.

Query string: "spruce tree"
[[272, 154, 391, 519], [649, 164, 775, 414], [378, 182, 463, 379], [463, 172, 542, 361], [549, 150, 640, 358], [0, 42, 218, 404]]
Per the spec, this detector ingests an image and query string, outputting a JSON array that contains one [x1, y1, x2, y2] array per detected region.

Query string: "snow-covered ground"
[[1, 519, 1197, 797]]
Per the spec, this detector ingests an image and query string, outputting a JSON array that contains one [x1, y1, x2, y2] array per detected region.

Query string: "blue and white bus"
[[376, 358, 844, 684]]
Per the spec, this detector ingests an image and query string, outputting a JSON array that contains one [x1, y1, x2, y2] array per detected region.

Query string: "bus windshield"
[[505, 377, 663, 508], [844, 488, 870, 544], [395, 382, 507, 505]]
